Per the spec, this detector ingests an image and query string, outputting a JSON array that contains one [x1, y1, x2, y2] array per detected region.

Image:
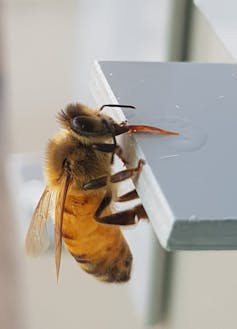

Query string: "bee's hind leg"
[[93, 185, 148, 225], [84, 159, 148, 225], [115, 189, 139, 202], [95, 202, 148, 225]]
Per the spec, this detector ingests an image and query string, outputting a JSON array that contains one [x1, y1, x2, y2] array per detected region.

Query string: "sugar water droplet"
[[156, 116, 208, 153]]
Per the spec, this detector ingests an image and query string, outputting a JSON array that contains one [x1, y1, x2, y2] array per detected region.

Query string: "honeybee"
[[25, 103, 178, 282]]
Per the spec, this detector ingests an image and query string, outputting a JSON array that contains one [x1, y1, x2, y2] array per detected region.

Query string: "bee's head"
[[57, 103, 129, 143]]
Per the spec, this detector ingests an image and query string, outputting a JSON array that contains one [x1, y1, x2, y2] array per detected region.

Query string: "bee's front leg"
[[92, 143, 127, 164]]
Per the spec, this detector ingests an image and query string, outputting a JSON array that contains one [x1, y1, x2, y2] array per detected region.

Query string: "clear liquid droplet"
[[157, 116, 208, 153]]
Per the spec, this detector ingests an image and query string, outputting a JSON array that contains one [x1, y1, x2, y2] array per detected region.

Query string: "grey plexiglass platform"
[[90, 61, 237, 250]]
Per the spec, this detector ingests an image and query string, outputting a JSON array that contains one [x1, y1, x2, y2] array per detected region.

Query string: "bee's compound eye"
[[71, 116, 94, 133], [70, 115, 112, 136]]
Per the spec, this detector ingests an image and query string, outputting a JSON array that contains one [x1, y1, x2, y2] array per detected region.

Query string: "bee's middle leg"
[[83, 159, 145, 190]]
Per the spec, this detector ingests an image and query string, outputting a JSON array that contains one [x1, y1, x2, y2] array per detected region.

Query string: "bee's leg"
[[115, 189, 139, 202], [83, 159, 144, 190], [92, 143, 127, 164], [94, 189, 147, 224], [95, 203, 148, 225], [93, 190, 141, 220], [83, 176, 107, 190], [92, 143, 116, 153], [110, 159, 145, 183], [94, 191, 112, 218], [93, 160, 148, 225], [114, 145, 128, 164]]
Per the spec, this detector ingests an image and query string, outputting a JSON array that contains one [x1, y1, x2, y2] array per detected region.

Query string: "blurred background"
[[0, 1, 236, 329]]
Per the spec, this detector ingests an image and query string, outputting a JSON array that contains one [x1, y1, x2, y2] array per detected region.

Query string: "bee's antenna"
[[98, 104, 135, 163], [99, 104, 136, 112]]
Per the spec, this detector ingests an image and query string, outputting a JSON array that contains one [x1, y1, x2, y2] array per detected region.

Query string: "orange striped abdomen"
[[62, 192, 132, 282]]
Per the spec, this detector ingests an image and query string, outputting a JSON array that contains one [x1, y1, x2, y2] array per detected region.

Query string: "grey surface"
[[98, 61, 237, 249]]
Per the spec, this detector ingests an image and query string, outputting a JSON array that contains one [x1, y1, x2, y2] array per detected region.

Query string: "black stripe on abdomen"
[[72, 253, 91, 264]]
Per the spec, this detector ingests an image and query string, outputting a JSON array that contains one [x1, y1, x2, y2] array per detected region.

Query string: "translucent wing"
[[25, 187, 52, 256], [54, 173, 71, 281]]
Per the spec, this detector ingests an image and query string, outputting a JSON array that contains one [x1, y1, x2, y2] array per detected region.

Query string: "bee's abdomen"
[[71, 238, 133, 283], [62, 193, 133, 282]]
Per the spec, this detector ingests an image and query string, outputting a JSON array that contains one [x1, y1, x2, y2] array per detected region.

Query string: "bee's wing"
[[54, 173, 71, 281], [25, 187, 52, 256]]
